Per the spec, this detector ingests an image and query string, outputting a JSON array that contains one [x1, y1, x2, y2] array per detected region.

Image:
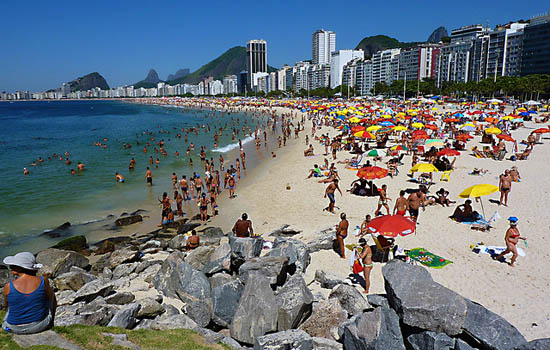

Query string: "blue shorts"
[[327, 193, 335, 203]]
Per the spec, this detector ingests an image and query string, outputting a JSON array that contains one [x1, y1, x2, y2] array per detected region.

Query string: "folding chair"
[[372, 235, 395, 262]]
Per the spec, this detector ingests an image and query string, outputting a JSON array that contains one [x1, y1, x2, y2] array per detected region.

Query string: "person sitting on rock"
[[2, 252, 56, 334], [186, 230, 200, 250], [232, 213, 254, 238]]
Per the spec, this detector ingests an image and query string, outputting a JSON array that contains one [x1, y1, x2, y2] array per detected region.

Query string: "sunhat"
[[508, 216, 519, 225], [3, 252, 43, 270]]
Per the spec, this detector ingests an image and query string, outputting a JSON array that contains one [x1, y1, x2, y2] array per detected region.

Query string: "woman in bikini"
[[494, 217, 526, 267], [199, 193, 209, 222], [358, 237, 373, 294], [335, 213, 348, 259], [359, 215, 371, 237]]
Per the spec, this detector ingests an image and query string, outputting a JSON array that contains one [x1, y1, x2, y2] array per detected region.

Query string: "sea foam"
[[212, 135, 255, 153]]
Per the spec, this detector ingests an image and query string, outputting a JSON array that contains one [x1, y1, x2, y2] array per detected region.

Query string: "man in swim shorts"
[[375, 184, 391, 216], [393, 190, 407, 216], [324, 179, 342, 213], [145, 167, 153, 186]]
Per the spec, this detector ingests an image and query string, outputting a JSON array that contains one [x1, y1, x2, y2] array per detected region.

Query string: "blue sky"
[[1, 0, 548, 92]]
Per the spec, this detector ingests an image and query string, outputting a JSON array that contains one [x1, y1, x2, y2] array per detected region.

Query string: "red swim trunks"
[[397, 210, 406, 216]]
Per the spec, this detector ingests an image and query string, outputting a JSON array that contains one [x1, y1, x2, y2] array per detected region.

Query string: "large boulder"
[[329, 284, 371, 316], [201, 243, 232, 276], [137, 298, 165, 318], [108, 247, 139, 269], [51, 235, 88, 254], [276, 274, 314, 331], [183, 299, 212, 328], [168, 235, 187, 250], [269, 237, 311, 273], [406, 331, 455, 350], [455, 339, 477, 350], [115, 214, 143, 227], [184, 246, 214, 270], [267, 224, 302, 238], [254, 329, 313, 350], [514, 339, 550, 350], [299, 298, 348, 341], [73, 279, 115, 303], [42, 222, 71, 238], [112, 262, 139, 280], [238, 256, 289, 286], [306, 228, 336, 253], [36, 248, 89, 278], [177, 222, 201, 234], [312, 337, 343, 350], [212, 279, 244, 328], [382, 260, 467, 336], [209, 272, 235, 290], [342, 306, 405, 350], [149, 313, 198, 331], [107, 303, 141, 329], [54, 267, 97, 291], [462, 299, 526, 350], [200, 227, 225, 237], [105, 292, 135, 305], [314, 270, 343, 289], [77, 300, 119, 326], [230, 274, 280, 345], [229, 236, 264, 270]]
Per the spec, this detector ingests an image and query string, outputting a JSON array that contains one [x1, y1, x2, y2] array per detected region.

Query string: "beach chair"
[[440, 170, 452, 181], [372, 235, 395, 262], [349, 154, 363, 168]]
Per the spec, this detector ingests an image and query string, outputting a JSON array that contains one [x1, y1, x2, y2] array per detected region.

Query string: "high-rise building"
[[372, 49, 401, 85], [398, 44, 441, 81], [246, 39, 267, 90], [521, 15, 550, 76], [312, 29, 336, 65], [223, 75, 238, 95], [330, 50, 364, 88]]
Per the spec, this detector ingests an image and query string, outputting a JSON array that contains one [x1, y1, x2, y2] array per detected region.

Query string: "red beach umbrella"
[[496, 134, 515, 142], [356, 166, 389, 180], [366, 215, 416, 237], [437, 148, 460, 156], [532, 128, 550, 134], [425, 124, 438, 131]]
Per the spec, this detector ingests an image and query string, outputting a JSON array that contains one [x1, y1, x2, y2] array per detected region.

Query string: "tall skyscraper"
[[246, 39, 267, 90], [312, 29, 336, 65]]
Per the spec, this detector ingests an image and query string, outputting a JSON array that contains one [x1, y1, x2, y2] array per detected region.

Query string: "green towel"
[[406, 248, 452, 268]]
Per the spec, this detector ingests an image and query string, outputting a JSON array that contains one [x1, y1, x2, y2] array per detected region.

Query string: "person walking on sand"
[[407, 190, 425, 223], [145, 167, 153, 186], [499, 170, 512, 206], [324, 179, 342, 213], [199, 193, 209, 222], [158, 192, 171, 227], [494, 217, 526, 267], [375, 184, 391, 216], [393, 190, 407, 215], [358, 237, 373, 294], [228, 175, 236, 199], [335, 213, 349, 259]]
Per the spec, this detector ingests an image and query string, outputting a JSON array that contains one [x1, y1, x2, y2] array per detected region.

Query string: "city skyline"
[[1, 0, 549, 92]]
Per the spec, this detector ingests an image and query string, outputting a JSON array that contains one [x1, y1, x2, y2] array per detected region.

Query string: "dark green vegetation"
[[355, 35, 420, 58], [68, 73, 109, 92]]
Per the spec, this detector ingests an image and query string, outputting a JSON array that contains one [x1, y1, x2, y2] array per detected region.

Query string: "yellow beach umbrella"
[[393, 125, 407, 131], [431, 107, 438, 111], [485, 127, 502, 135], [349, 117, 361, 123], [411, 122, 424, 129], [459, 184, 499, 218], [409, 163, 439, 173], [367, 125, 382, 132], [501, 116, 514, 121]]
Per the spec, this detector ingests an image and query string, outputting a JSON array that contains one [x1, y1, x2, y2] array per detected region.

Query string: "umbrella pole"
[[480, 198, 486, 219]]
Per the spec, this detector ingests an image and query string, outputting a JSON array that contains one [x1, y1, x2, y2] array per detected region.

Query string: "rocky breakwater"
[[3, 224, 548, 350]]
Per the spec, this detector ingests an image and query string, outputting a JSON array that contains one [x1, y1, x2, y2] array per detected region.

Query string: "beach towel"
[[471, 243, 526, 257], [406, 248, 453, 268]]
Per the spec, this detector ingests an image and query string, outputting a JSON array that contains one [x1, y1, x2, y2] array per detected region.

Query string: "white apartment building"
[[330, 50, 364, 88], [312, 29, 336, 65], [223, 75, 238, 95], [398, 44, 441, 81], [277, 66, 291, 91], [246, 39, 267, 89], [372, 48, 401, 85]]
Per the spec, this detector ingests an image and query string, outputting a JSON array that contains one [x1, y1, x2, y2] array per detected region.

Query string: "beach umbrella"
[[425, 139, 444, 147], [459, 184, 499, 218], [367, 125, 382, 132], [484, 127, 502, 135], [393, 125, 407, 131], [532, 128, 550, 134], [366, 215, 416, 237], [437, 148, 460, 156], [456, 134, 473, 141], [367, 149, 381, 157], [460, 125, 476, 132], [390, 145, 408, 151], [425, 124, 438, 131], [411, 122, 425, 128], [349, 117, 361, 123], [497, 134, 515, 142], [501, 116, 515, 121], [354, 131, 375, 139], [356, 166, 389, 180], [409, 163, 439, 173], [351, 125, 365, 133], [379, 121, 395, 127], [444, 118, 459, 123]]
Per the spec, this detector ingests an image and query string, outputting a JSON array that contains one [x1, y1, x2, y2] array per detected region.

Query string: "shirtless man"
[[180, 175, 189, 201], [145, 167, 153, 186], [393, 190, 408, 216], [171, 172, 178, 189], [115, 172, 125, 183], [232, 213, 253, 237], [195, 175, 203, 197], [77, 162, 85, 171], [228, 175, 236, 199], [199, 193, 209, 222], [324, 179, 342, 213], [499, 170, 512, 206], [407, 190, 425, 223], [375, 184, 391, 216], [335, 213, 348, 259]]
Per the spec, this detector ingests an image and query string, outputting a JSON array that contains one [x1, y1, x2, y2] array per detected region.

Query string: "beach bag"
[[353, 260, 364, 274]]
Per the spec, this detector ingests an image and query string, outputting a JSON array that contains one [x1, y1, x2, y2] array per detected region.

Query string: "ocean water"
[[0, 100, 268, 258]]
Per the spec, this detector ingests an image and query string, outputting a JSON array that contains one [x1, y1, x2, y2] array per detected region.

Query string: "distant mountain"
[[66, 72, 109, 92], [427, 26, 448, 43], [167, 46, 278, 85], [134, 69, 161, 89], [355, 35, 420, 58], [167, 68, 190, 81]]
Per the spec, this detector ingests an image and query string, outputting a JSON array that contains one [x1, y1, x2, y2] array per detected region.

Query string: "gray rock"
[[276, 274, 314, 331], [314, 270, 343, 289], [254, 329, 313, 350], [514, 338, 550, 350], [112, 262, 139, 280], [55, 315, 87, 327], [36, 248, 89, 278], [149, 313, 198, 331], [312, 337, 343, 350], [102, 267, 113, 280], [42, 222, 72, 238], [196, 327, 224, 344], [162, 304, 180, 315], [91, 253, 112, 275], [201, 237, 222, 247], [12, 330, 83, 350], [269, 236, 311, 273], [115, 214, 143, 226], [367, 294, 390, 309], [462, 299, 526, 350], [209, 272, 235, 290], [267, 224, 302, 238], [177, 222, 201, 234], [183, 299, 212, 328], [202, 256, 231, 276], [142, 264, 162, 283], [307, 228, 336, 253], [73, 279, 115, 303], [0, 266, 11, 309], [329, 284, 371, 316], [109, 247, 139, 269], [78, 302, 118, 326], [53, 268, 96, 293], [54, 303, 85, 326], [105, 292, 136, 305], [342, 307, 405, 350], [406, 331, 455, 350], [210, 242, 231, 261], [212, 279, 244, 327], [200, 227, 225, 237], [56, 290, 76, 306], [107, 302, 141, 329], [168, 234, 187, 250], [102, 333, 140, 350], [134, 259, 163, 274], [139, 240, 161, 250], [230, 274, 280, 345], [137, 298, 165, 318], [134, 319, 154, 330], [229, 236, 264, 270], [299, 298, 347, 341], [382, 260, 467, 336], [238, 256, 289, 286], [185, 246, 214, 270], [455, 339, 477, 350]]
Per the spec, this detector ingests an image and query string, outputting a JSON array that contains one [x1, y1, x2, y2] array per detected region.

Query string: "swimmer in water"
[[115, 172, 125, 182], [23, 168, 29, 175]]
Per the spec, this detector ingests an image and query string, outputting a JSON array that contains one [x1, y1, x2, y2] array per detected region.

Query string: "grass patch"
[[0, 311, 230, 350]]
